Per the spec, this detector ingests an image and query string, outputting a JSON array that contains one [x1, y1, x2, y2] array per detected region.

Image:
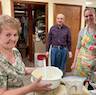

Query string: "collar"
[[55, 24, 65, 29]]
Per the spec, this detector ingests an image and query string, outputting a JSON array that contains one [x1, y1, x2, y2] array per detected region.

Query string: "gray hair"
[[0, 15, 21, 34]]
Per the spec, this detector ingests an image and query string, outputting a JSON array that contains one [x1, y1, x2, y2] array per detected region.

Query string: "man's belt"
[[52, 45, 65, 49]]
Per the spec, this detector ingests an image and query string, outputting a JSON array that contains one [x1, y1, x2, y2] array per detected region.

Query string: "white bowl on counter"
[[61, 76, 86, 95], [31, 66, 63, 89], [90, 90, 96, 95]]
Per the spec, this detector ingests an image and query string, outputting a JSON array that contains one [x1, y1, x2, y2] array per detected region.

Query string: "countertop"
[[35, 84, 90, 95]]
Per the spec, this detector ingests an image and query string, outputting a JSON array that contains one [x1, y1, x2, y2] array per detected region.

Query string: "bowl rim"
[[31, 75, 62, 81], [31, 66, 63, 81], [62, 76, 86, 82]]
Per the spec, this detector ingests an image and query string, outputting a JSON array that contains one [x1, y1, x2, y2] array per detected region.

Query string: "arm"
[[71, 29, 83, 69], [67, 28, 72, 58], [45, 51, 49, 58], [68, 51, 72, 58], [71, 48, 80, 70], [0, 77, 51, 95], [46, 27, 53, 57], [25, 67, 36, 75]]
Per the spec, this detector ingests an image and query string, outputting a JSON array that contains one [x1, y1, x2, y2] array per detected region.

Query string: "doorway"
[[54, 4, 82, 71], [13, 1, 48, 65]]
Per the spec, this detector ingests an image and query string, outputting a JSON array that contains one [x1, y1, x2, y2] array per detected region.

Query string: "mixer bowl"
[[31, 66, 63, 89]]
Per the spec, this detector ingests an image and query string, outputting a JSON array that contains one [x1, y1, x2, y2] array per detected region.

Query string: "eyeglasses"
[[85, 14, 93, 18]]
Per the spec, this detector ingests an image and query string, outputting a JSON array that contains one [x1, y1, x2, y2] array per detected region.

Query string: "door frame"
[[0, 0, 2, 15], [54, 3, 82, 71], [11, 0, 48, 64]]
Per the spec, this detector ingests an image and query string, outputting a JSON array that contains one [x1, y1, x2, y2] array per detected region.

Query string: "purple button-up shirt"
[[47, 24, 72, 51]]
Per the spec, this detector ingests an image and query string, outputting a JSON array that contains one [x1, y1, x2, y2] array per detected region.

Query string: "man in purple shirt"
[[46, 14, 72, 75]]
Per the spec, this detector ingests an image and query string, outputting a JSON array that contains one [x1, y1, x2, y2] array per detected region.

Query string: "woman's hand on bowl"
[[31, 77, 52, 92]]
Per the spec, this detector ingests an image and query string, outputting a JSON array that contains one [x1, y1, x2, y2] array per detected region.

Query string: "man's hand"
[[45, 52, 49, 58], [68, 51, 72, 58]]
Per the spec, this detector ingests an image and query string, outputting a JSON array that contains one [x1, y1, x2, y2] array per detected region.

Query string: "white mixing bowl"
[[31, 66, 63, 89], [61, 76, 86, 95]]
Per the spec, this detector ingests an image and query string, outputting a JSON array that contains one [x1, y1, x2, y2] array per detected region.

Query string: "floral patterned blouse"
[[0, 48, 25, 89]]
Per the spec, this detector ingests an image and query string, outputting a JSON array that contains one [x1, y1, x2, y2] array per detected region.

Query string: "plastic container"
[[36, 54, 46, 67], [62, 76, 86, 95]]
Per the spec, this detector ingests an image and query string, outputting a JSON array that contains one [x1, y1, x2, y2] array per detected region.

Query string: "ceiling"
[[86, 0, 96, 7], [86, 0, 96, 3]]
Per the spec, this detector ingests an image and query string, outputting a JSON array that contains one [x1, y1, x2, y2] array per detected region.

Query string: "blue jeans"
[[51, 47, 68, 73]]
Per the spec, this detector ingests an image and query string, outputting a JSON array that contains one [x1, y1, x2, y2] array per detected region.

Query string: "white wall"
[[48, 0, 86, 29], [53, 0, 85, 5], [1, 0, 96, 30], [86, 0, 96, 8], [1, 0, 12, 16], [17, 0, 48, 2], [48, 1, 54, 31]]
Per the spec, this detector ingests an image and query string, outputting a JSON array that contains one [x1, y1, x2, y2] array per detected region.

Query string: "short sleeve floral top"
[[0, 48, 25, 89]]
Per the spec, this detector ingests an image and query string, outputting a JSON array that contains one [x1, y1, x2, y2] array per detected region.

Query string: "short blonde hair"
[[84, 8, 96, 16], [0, 15, 21, 34]]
